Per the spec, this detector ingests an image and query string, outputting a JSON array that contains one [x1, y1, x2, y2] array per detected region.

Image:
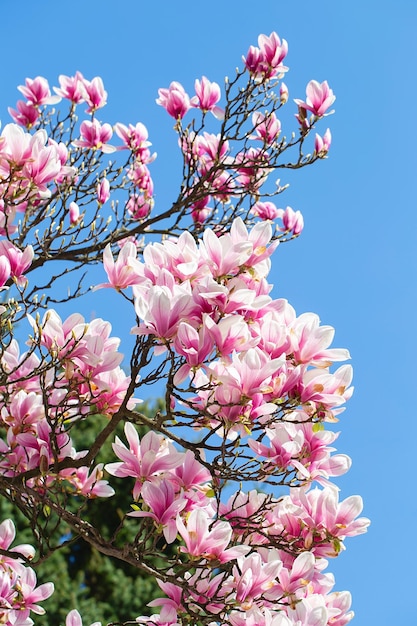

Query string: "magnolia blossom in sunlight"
[[294, 80, 336, 117], [0, 27, 368, 626]]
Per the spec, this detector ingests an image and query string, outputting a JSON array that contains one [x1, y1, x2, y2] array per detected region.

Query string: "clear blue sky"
[[1, 1, 416, 624]]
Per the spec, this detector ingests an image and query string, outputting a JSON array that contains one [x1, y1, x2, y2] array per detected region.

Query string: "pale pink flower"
[[66, 609, 101, 626], [176, 508, 250, 563], [280, 82, 289, 104], [156, 82, 191, 119], [294, 80, 336, 117], [232, 552, 282, 609], [114, 122, 152, 156], [60, 463, 115, 498], [0, 256, 11, 288], [0, 519, 35, 562], [126, 193, 153, 220], [191, 76, 224, 119], [96, 242, 145, 291]]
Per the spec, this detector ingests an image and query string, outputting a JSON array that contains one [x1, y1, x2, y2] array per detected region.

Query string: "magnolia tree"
[[0, 31, 369, 626]]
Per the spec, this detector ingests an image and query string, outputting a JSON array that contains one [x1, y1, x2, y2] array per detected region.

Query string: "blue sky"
[[1, 1, 416, 624]]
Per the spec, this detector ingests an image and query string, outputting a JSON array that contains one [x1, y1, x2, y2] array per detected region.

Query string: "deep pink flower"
[[73, 119, 115, 153], [156, 82, 191, 120], [18, 76, 61, 107], [8, 100, 40, 128]]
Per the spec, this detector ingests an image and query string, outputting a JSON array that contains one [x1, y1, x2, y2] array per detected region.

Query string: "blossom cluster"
[[0, 519, 54, 625], [0, 29, 368, 626], [0, 311, 132, 496], [98, 213, 370, 624]]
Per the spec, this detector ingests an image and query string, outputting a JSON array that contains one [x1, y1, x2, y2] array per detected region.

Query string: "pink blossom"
[[277, 206, 304, 236], [97, 178, 110, 204], [129, 480, 187, 543], [251, 112, 281, 144], [105, 424, 184, 499], [176, 508, 250, 563], [82, 76, 107, 113], [8, 100, 40, 128], [126, 193, 153, 220], [251, 201, 281, 221], [96, 242, 145, 291], [73, 119, 115, 153], [0, 241, 33, 286], [280, 82, 289, 104], [156, 82, 191, 120], [18, 76, 61, 106], [244, 32, 288, 80], [54, 72, 86, 104], [0, 256, 11, 288], [294, 80, 336, 117], [66, 609, 101, 626], [69, 201, 80, 225], [191, 76, 224, 119], [315, 129, 332, 156]]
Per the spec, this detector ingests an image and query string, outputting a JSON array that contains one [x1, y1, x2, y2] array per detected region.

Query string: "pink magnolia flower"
[[54, 72, 86, 104], [244, 32, 288, 80], [251, 112, 281, 144], [251, 201, 281, 221], [0, 519, 35, 562], [277, 206, 304, 236], [294, 80, 336, 117], [191, 76, 224, 119], [315, 129, 332, 156], [96, 242, 145, 291], [0, 241, 34, 286], [82, 76, 107, 113], [73, 119, 115, 153], [126, 193, 153, 220], [18, 76, 61, 107], [97, 178, 110, 204], [8, 100, 40, 128], [114, 121, 152, 156], [0, 256, 11, 288], [176, 508, 250, 563], [69, 201, 81, 225], [129, 479, 187, 543], [66, 609, 101, 626], [156, 82, 191, 120], [280, 82, 289, 104], [105, 424, 184, 499]]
